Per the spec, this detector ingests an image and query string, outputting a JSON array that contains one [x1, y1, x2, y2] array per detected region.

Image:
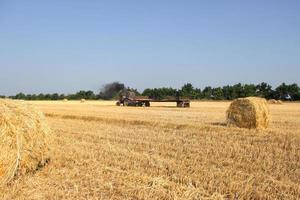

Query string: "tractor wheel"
[[124, 99, 129, 106], [184, 102, 190, 108], [177, 102, 184, 107], [145, 102, 150, 107]]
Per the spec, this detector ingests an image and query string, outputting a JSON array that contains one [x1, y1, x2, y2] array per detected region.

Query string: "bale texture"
[[0, 99, 51, 186], [227, 97, 270, 129]]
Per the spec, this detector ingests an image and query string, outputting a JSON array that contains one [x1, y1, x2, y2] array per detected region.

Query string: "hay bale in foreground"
[[0, 99, 51, 186], [80, 99, 86, 103], [227, 97, 270, 129]]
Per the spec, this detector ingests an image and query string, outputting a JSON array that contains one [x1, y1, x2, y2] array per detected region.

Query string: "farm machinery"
[[116, 92, 190, 108]]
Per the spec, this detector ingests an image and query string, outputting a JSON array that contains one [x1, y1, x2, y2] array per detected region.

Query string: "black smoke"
[[99, 82, 126, 99]]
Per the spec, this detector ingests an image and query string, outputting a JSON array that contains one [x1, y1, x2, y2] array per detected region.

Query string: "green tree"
[[212, 87, 224, 100], [222, 85, 233, 100], [14, 93, 26, 99], [180, 83, 197, 99], [242, 84, 257, 97], [194, 88, 202, 99], [256, 82, 273, 99], [202, 87, 213, 99], [142, 87, 177, 99], [276, 83, 300, 100], [51, 93, 60, 100]]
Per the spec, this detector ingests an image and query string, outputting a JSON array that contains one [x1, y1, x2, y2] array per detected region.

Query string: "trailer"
[[116, 96, 190, 108]]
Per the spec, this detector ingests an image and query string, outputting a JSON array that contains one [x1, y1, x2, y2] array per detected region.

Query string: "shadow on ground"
[[210, 122, 227, 127]]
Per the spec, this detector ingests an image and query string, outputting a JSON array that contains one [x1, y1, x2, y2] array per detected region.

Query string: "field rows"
[[1, 101, 299, 199]]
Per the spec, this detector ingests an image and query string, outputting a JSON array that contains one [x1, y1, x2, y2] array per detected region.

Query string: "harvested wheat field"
[[0, 101, 299, 200]]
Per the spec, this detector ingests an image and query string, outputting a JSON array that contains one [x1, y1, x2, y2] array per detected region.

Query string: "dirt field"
[[1, 101, 299, 200]]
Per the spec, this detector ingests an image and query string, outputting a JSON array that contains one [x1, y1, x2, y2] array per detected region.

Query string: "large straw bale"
[[227, 97, 270, 129], [0, 99, 51, 186]]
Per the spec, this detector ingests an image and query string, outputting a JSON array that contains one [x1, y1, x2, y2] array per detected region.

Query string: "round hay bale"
[[277, 100, 283, 104], [63, 98, 68, 102], [268, 99, 278, 104], [0, 99, 51, 186], [227, 97, 270, 129], [80, 99, 86, 103]]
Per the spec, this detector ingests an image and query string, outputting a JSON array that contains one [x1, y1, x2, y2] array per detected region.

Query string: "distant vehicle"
[[116, 92, 190, 108], [281, 94, 292, 101]]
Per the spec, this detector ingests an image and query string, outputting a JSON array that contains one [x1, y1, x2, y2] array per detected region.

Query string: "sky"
[[0, 0, 299, 95]]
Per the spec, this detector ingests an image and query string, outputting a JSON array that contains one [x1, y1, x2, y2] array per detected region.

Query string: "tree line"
[[2, 82, 300, 101], [143, 82, 300, 100]]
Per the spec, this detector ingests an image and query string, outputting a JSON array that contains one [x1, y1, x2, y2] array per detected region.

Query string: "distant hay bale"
[[268, 99, 283, 105], [227, 97, 270, 129], [80, 99, 86, 103], [0, 99, 51, 186], [268, 99, 280, 104], [268, 99, 278, 104], [63, 98, 68, 102]]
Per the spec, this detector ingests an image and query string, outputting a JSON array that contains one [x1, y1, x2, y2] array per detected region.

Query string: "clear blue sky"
[[0, 0, 299, 95]]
